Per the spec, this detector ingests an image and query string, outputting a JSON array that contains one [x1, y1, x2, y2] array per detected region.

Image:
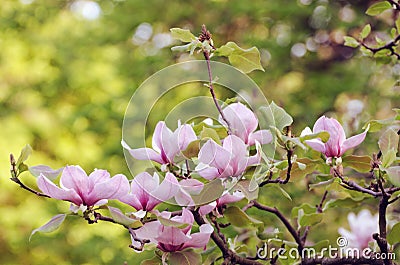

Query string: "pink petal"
[[130, 172, 158, 210], [148, 172, 179, 210], [174, 188, 194, 206], [195, 164, 220, 180], [222, 135, 247, 166], [155, 226, 191, 247], [59, 165, 89, 197], [198, 139, 231, 170], [176, 124, 197, 151], [221, 103, 258, 143], [38, 175, 82, 205], [218, 191, 245, 206], [87, 169, 110, 191], [179, 179, 204, 194], [198, 202, 217, 216], [313, 116, 345, 157], [340, 131, 367, 156], [135, 221, 162, 244], [182, 224, 213, 249], [152, 121, 167, 153], [86, 174, 130, 206], [119, 193, 143, 210], [127, 147, 164, 164], [248, 130, 273, 145], [305, 139, 326, 154]]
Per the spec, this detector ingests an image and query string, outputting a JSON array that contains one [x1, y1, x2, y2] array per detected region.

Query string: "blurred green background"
[[1, 0, 399, 264]]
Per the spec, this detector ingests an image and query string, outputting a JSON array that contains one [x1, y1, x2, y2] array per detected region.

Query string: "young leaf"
[[141, 256, 161, 265], [200, 127, 221, 144], [169, 250, 202, 265], [387, 222, 400, 245], [170, 28, 196, 42], [29, 165, 64, 180], [16, 144, 33, 168], [363, 118, 395, 132], [30, 214, 66, 241], [378, 128, 399, 168], [365, 1, 392, 16], [299, 212, 323, 227], [234, 180, 259, 201], [182, 140, 201, 159], [260, 102, 293, 132], [224, 206, 263, 229], [343, 36, 360, 48], [217, 42, 264, 73], [360, 24, 372, 39], [192, 178, 224, 205], [386, 166, 400, 187], [342, 155, 372, 173]]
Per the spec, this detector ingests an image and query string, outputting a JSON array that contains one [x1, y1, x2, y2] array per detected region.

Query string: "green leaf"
[[200, 127, 221, 144], [386, 166, 400, 187], [170, 28, 196, 42], [181, 140, 201, 159], [16, 144, 33, 168], [214, 45, 234, 57], [234, 180, 259, 201], [18, 163, 29, 173], [378, 128, 399, 168], [300, 131, 330, 143], [279, 158, 320, 179], [224, 206, 263, 229], [141, 256, 161, 265], [30, 214, 66, 241], [309, 178, 334, 191], [260, 102, 293, 132], [324, 197, 363, 210], [291, 203, 316, 218], [360, 24, 372, 39], [342, 155, 372, 173], [366, 1, 392, 16], [192, 178, 224, 205], [363, 118, 395, 132], [387, 222, 400, 245], [299, 212, 323, 227], [343, 36, 360, 48], [217, 41, 264, 73], [169, 250, 202, 265]]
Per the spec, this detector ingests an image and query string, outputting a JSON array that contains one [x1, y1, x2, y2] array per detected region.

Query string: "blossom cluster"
[[31, 102, 373, 261]]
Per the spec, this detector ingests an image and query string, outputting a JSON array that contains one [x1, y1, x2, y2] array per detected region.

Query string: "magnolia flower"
[[122, 121, 197, 167], [37, 165, 129, 211], [195, 135, 260, 180], [305, 116, 367, 158], [134, 208, 213, 252], [220, 102, 272, 145], [199, 190, 245, 216], [119, 172, 179, 212], [338, 209, 378, 250]]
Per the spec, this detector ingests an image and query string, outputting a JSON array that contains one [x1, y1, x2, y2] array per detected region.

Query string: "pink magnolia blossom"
[[134, 208, 213, 252], [199, 190, 245, 216], [220, 102, 272, 145], [338, 209, 378, 250], [37, 165, 129, 210], [119, 172, 179, 212], [195, 135, 260, 180], [122, 121, 197, 166], [305, 116, 367, 158]]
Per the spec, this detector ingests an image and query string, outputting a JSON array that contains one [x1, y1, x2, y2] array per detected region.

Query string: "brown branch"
[[200, 25, 231, 134], [192, 209, 262, 265], [250, 200, 304, 253], [361, 35, 400, 60], [333, 168, 382, 197]]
